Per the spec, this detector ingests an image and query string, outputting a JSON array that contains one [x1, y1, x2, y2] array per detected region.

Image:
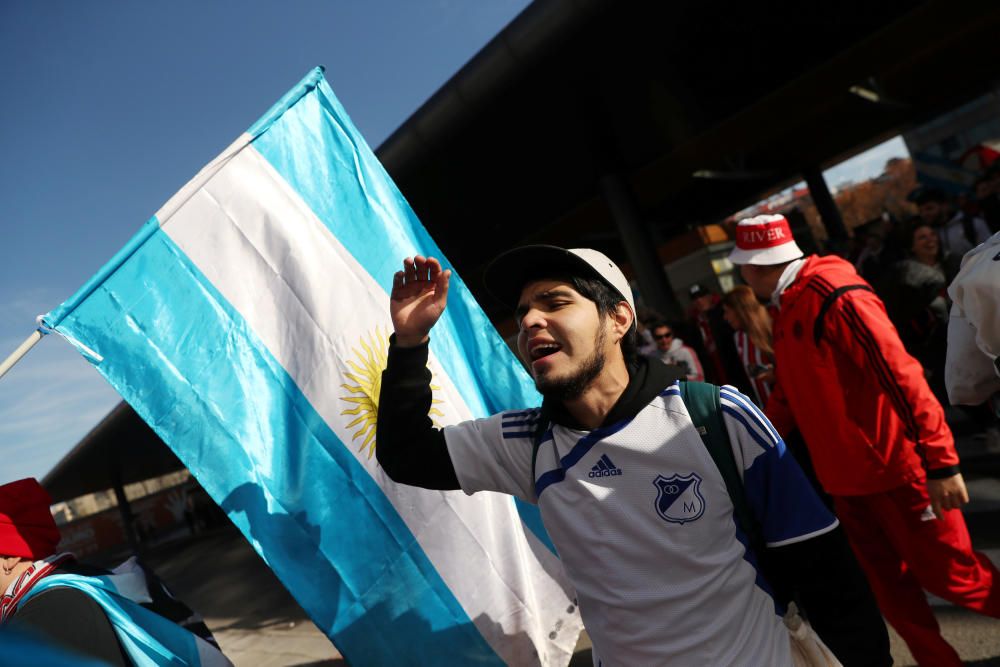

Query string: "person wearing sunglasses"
[[649, 322, 704, 381]]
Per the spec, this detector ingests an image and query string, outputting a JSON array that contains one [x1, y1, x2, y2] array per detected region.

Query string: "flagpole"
[[0, 330, 45, 380]]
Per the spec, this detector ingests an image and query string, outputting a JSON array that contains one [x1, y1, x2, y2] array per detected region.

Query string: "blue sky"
[[0, 1, 908, 486], [824, 135, 910, 191], [0, 0, 531, 482]]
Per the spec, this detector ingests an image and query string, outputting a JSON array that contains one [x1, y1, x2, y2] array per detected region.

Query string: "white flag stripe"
[[162, 144, 578, 664], [155, 133, 251, 224]]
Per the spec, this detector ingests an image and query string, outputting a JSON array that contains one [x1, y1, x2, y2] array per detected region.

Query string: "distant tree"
[[880, 157, 919, 221], [833, 158, 918, 232], [724, 157, 918, 251]]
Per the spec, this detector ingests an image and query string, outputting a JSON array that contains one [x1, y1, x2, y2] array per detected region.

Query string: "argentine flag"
[[42, 68, 581, 666]]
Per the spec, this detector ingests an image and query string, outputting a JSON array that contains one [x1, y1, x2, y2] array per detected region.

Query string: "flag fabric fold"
[[44, 67, 581, 666]]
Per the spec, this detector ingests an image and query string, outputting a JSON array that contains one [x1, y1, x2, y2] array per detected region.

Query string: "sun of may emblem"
[[339, 327, 444, 459]]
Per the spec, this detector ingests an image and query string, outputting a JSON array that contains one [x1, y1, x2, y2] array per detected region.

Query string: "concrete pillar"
[[802, 166, 849, 245], [110, 462, 141, 556], [599, 173, 683, 319]]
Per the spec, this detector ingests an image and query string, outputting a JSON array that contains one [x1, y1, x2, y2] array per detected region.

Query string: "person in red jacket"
[[730, 214, 1000, 667]]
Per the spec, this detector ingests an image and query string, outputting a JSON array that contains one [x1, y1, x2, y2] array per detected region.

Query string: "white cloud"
[[0, 300, 120, 482], [824, 136, 911, 191]]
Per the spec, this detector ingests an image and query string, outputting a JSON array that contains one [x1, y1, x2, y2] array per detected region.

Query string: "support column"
[[110, 460, 141, 557], [599, 173, 682, 319], [802, 166, 849, 246]]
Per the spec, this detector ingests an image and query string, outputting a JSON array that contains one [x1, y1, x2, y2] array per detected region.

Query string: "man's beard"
[[535, 328, 607, 401]]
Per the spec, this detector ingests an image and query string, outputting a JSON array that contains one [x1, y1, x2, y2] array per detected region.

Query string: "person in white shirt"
[[648, 322, 704, 381], [946, 231, 1000, 414], [374, 245, 889, 666]]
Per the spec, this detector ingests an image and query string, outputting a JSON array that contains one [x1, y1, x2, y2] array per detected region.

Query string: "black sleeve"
[[8, 587, 131, 666], [375, 336, 460, 490], [766, 527, 891, 667]]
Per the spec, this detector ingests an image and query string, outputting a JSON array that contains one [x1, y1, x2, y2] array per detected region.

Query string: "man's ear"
[[611, 302, 633, 341]]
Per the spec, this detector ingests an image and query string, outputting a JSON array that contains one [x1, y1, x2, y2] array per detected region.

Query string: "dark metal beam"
[[802, 166, 849, 245], [600, 174, 682, 319]]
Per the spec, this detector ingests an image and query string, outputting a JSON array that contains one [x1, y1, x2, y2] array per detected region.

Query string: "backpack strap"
[[678, 381, 762, 553], [812, 284, 873, 346]]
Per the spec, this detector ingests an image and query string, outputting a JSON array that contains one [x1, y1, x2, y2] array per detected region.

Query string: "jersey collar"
[[543, 357, 684, 430], [771, 257, 806, 308]]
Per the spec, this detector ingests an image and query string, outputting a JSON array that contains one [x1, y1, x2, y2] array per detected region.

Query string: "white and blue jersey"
[[444, 383, 837, 666]]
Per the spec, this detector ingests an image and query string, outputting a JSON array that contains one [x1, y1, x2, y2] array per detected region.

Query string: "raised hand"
[[390, 256, 451, 347]]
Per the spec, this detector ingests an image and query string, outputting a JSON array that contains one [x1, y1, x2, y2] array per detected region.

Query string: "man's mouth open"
[[529, 342, 562, 371]]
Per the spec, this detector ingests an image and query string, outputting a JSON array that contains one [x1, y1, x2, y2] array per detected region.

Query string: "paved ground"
[[124, 417, 1000, 666], [136, 528, 345, 666], [883, 482, 1000, 666]]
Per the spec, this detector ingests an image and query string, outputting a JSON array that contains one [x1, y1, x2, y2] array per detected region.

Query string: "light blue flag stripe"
[[248, 68, 556, 552], [47, 226, 503, 666], [22, 574, 210, 667]]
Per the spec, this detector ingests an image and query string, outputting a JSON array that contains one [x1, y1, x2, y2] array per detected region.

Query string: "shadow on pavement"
[[140, 523, 316, 632]]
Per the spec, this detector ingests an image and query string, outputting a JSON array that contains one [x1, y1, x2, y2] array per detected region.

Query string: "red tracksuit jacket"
[[765, 255, 959, 496]]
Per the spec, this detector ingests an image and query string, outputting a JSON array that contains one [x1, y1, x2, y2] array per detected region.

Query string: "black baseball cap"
[[483, 245, 636, 325]]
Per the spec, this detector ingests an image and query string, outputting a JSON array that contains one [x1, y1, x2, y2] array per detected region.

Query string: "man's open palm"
[[390, 255, 451, 347]]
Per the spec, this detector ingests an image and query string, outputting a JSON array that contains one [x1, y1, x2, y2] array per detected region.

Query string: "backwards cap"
[[484, 245, 636, 327], [727, 214, 804, 266], [0, 478, 60, 560]]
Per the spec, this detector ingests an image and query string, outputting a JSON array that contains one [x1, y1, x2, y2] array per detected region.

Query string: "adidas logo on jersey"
[[588, 454, 623, 478]]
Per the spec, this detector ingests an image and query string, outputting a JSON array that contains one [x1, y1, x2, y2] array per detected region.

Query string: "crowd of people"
[[374, 182, 999, 664], [3, 168, 999, 665], [733, 213, 999, 667], [849, 176, 999, 415], [636, 282, 777, 412], [616, 180, 1000, 664], [638, 174, 1000, 421], [378, 248, 890, 666]]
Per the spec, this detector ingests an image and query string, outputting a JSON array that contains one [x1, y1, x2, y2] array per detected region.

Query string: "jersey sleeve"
[[949, 232, 1000, 362], [719, 386, 837, 547], [376, 338, 460, 490], [946, 304, 1000, 405], [444, 409, 539, 503], [946, 233, 1000, 405]]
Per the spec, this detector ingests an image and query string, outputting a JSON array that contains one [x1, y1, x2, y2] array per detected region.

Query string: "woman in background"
[[724, 287, 831, 505], [722, 286, 774, 408], [890, 222, 962, 402]]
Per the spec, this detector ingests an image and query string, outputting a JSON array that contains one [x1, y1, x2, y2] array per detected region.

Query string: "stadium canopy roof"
[[43, 0, 1000, 500], [377, 0, 1000, 318], [44, 401, 183, 503]]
